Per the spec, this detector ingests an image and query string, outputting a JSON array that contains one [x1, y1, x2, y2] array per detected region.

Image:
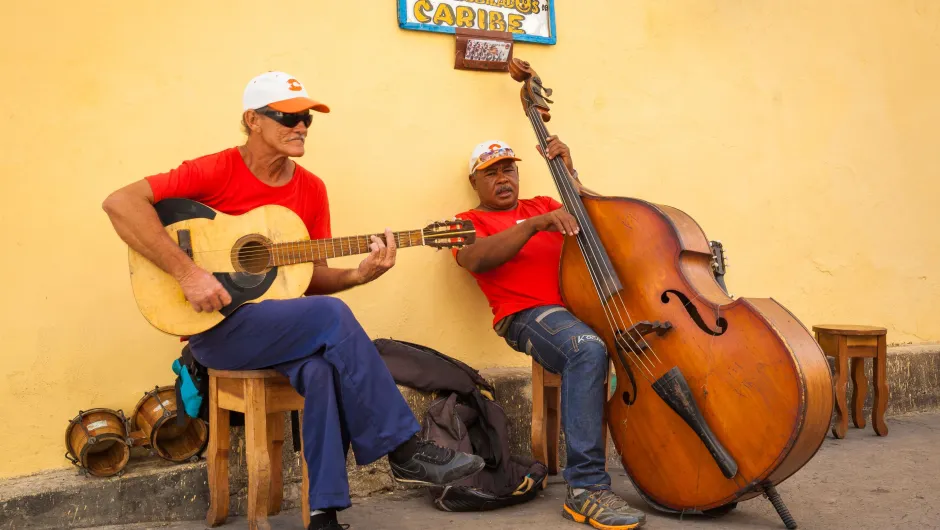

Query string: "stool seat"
[[812, 324, 887, 336], [207, 369, 284, 378], [205, 368, 310, 530], [813, 325, 889, 439]]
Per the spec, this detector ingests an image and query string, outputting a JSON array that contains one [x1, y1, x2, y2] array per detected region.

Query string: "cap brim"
[[268, 97, 330, 113], [474, 155, 522, 173]]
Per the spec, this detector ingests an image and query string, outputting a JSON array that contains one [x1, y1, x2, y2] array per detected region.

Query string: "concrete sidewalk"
[[93, 411, 940, 530]]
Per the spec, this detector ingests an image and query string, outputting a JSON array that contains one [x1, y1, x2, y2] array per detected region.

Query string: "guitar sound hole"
[[236, 241, 271, 274]]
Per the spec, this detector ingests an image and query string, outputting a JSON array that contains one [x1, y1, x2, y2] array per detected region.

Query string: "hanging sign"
[[398, 1, 556, 45]]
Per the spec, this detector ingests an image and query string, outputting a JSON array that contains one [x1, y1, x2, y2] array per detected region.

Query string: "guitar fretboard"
[[269, 231, 424, 266]]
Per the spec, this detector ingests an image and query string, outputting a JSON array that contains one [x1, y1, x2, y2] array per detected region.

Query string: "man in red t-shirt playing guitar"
[[453, 139, 647, 529], [102, 71, 483, 530]]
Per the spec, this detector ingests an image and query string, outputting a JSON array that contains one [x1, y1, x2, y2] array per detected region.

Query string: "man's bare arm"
[[305, 229, 398, 295], [456, 210, 579, 274], [306, 261, 364, 295], [102, 180, 231, 312]]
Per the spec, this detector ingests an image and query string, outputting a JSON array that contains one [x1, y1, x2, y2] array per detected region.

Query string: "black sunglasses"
[[256, 108, 312, 128]]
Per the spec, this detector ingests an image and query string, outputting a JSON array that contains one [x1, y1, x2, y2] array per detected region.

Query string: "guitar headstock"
[[422, 219, 477, 249]]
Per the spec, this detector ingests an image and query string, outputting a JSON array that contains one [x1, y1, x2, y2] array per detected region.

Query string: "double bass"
[[507, 59, 833, 529]]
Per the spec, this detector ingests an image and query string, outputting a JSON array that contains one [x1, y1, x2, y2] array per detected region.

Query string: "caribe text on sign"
[[400, 0, 555, 43]]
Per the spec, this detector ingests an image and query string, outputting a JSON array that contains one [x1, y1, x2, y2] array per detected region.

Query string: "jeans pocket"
[[534, 306, 579, 336]]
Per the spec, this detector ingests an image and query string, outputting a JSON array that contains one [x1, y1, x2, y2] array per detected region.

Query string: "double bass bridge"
[[616, 320, 673, 354]]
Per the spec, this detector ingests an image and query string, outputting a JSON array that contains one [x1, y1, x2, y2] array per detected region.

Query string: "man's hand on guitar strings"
[[177, 265, 232, 313], [354, 228, 397, 285]]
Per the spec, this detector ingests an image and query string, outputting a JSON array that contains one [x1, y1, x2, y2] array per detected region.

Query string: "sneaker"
[[562, 486, 647, 529], [389, 440, 485, 486]]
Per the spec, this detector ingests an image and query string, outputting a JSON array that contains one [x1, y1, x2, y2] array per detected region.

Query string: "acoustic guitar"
[[128, 199, 476, 336]]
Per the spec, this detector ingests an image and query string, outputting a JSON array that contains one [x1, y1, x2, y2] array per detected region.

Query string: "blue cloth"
[[503, 305, 611, 489], [188, 296, 420, 511], [171, 359, 202, 418]]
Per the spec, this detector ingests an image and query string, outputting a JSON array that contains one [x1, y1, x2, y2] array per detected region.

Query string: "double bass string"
[[526, 96, 756, 496], [524, 106, 654, 376], [526, 106, 660, 380], [527, 104, 755, 494]]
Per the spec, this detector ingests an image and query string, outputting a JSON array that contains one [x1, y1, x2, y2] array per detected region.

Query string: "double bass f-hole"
[[661, 289, 729, 336]]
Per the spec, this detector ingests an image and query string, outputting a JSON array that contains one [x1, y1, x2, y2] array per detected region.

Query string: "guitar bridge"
[[177, 229, 193, 258]]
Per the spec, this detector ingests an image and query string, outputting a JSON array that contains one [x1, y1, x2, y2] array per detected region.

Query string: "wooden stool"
[[205, 369, 310, 530], [530, 360, 608, 487], [812, 325, 889, 439]]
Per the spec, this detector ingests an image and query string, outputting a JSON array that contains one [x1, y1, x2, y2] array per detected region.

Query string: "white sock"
[[311, 509, 325, 516], [572, 488, 587, 495]]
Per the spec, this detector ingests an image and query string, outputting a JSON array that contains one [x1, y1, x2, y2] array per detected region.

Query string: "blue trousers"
[[188, 296, 420, 511], [503, 305, 611, 489]]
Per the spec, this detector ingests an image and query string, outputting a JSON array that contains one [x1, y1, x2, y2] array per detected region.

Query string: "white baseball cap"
[[468, 139, 522, 175], [242, 71, 330, 114]]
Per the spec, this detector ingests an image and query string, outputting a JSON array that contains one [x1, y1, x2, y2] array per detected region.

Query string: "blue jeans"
[[504, 305, 610, 489], [188, 296, 420, 511]]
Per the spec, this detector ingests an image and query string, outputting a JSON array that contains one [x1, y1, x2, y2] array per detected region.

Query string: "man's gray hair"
[[240, 106, 270, 135]]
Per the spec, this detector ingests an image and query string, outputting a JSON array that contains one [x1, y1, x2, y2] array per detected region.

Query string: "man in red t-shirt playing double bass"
[[453, 139, 647, 529], [102, 71, 483, 530]]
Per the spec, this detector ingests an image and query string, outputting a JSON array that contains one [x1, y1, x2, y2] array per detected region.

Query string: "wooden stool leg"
[[206, 375, 231, 527], [546, 384, 561, 475], [245, 379, 272, 530], [831, 336, 849, 439], [531, 361, 551, 477], [602, 377, 609, 471], [873, 336, 889, 436], [300, 413, 311, 530], [850, 358, 868, 429], [267, 412, 285, 515]]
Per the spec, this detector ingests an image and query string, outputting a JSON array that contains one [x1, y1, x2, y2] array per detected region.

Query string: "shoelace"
[[414, 440, 455, 464], [590, 489, 629, 511]]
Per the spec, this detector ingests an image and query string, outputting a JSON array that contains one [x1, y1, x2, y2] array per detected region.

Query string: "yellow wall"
[[2, 1, 939, 479]]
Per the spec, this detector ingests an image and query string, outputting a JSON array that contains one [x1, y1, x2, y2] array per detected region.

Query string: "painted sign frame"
[[398, 1, 557, 45]]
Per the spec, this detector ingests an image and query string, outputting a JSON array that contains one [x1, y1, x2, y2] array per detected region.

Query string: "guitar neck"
[[269, 230, 424, 266]]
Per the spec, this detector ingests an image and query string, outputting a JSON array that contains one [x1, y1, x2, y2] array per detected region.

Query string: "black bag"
[[374, 338, 547, 512]]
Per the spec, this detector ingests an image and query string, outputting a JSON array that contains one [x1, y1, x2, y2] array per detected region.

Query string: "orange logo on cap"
[[488, 143, 502, 151], [287, 79, 303, 91]]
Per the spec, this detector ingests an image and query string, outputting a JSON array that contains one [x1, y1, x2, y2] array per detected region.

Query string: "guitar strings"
[[177, 229, 474, 263], [182, 231, 424, 256]]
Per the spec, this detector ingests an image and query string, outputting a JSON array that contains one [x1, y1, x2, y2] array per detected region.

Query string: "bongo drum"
[[64, 408, 131, 477], [130, 385, 208, 463]]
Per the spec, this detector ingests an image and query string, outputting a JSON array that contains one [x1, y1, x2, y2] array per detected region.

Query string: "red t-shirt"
[[145, 146, 331, 240], [454, 196, 566, 326]]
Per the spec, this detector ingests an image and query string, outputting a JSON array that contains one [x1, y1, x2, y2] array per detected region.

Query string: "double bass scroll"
[[507, 58, 833, 529]]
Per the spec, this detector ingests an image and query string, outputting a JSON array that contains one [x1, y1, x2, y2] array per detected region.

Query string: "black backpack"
[[373, 338, 547, 512]]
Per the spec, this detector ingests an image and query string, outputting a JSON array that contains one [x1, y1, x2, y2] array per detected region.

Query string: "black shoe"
[[389, 440, 485, 486], [307, 518, 349, 530], [307, 510, 349, 530]]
